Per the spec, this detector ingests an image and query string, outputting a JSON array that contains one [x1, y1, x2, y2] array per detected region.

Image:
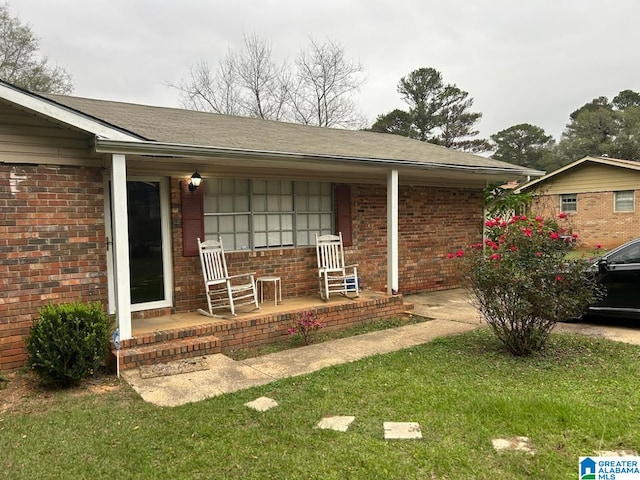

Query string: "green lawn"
[[2, 328, 640, 479]]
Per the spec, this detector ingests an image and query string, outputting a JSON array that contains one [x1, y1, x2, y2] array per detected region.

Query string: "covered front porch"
[[113, 291, 410, 370]]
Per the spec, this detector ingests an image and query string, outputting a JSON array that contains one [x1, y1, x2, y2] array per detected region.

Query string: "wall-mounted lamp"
[[188, 170, 202, 191]]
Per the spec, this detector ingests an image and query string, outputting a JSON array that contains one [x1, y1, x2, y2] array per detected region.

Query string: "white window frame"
[[560, 193, 577, 213], [203, 179, 334, 251], [614, 190, 635, 212]]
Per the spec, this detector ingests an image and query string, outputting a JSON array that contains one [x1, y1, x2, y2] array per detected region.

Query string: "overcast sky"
[[11, 0, 640, 142]]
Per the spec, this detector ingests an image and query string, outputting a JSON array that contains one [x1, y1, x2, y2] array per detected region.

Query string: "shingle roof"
[[42, 93, 539, 175]]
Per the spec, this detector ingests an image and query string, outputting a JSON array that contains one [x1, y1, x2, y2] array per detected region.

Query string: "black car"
[[587, 238, 640, 319]]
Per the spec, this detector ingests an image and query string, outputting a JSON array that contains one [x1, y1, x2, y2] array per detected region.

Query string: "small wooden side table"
[[256, 276, 282, 305]]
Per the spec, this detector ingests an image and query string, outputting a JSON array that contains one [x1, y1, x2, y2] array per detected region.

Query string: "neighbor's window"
[[560, 194, 577, 213], [203, 179, 333, 250], [614, 190, 635, 212]]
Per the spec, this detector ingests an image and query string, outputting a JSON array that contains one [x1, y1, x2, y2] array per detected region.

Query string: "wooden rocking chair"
[[316, 233, 359, 301], [197, 237, 259, 317]]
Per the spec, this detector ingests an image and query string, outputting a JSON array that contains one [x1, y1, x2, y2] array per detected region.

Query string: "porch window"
[[560, 194, 577, 213], [203, 179, 333, 250], [614, 190, 635, 212]]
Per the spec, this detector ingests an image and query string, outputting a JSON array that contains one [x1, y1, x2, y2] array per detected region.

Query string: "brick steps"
[[111, 293, 408, 371], [114, 334, 222, 371]]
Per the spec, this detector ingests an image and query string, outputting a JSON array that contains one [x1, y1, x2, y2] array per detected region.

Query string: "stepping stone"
[[492, 436, 535, 455], [315, 416, 355, 432], [595, 450, 638, 456], [244, 396, 278, 412], [383, 422, 422, 440]]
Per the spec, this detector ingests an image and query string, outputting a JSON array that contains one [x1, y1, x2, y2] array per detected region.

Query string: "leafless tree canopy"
[[0, 3, 73, 94], [173, 34, 365, 129], [290, 38, 365, 128]]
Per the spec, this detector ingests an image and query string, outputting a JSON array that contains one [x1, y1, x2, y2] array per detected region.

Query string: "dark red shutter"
[[181, 180, 204, 256], [335, 184, 353, 247]]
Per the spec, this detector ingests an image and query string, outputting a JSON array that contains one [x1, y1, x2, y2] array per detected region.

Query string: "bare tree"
[[233, 32, 289, 120], [174, 33, 289, 120], [175, 57, 242, 115], [0, 2, 73, 94], [173, 34, 365, 128], [289, 37, 366, 128]]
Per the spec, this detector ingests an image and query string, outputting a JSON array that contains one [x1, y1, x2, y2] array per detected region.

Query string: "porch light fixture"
[[188, 170, 202, 191]]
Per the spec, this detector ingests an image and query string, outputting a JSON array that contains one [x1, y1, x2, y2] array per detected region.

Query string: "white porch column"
[[110, 154, 132, 339], [387, 169, 399, 295]]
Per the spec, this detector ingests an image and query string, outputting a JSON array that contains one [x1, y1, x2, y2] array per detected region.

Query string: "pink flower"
[[535, 215, 543, 222], [595, 243, 602, 249], [489, 253, 501, 260], [558, 212, 567, 219], [555, 275, 564, 282], [447, 252, 455, 259], [485, 239, 498, 249], [536, 251, 543, 257], [510, 245, 518, 252], [550, 232, 560, 240], [456, 250, 464, 257], [571, 232, 579, 239], [287, 328, 296, 335], [521, 227, 533, 237]]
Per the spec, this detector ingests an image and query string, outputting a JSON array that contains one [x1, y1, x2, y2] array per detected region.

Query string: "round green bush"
[[26, 302, 112, 387]]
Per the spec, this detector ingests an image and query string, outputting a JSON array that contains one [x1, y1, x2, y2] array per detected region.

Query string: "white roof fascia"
[[0, 82, 142, 142], [94, 138, 544, 178]]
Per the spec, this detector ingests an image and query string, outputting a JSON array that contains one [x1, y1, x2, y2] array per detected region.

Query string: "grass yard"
[[2, 328, 640, 479]]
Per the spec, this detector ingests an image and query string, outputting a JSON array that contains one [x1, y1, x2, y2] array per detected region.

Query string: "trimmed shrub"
[[26, 302, 112, 387]]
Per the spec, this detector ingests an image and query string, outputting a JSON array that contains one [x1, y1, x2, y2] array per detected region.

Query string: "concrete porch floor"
[[132, 290, 393, 336]]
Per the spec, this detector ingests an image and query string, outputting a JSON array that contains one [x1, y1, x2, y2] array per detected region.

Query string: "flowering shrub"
[[288, 310, 323, 345], [451, 214, 603, 356]]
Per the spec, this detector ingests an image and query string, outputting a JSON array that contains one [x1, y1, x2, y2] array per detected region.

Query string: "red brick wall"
[[172, 180, 483, 312], [531, 191, 640, 249], [0, 164, 107, 370], [398, 186, 484, 293]]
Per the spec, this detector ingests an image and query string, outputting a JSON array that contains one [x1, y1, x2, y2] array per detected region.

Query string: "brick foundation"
[[113, 294, 407, 370]]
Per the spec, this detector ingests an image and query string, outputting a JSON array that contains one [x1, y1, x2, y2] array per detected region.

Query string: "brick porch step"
[[113, 334, 222, 371]]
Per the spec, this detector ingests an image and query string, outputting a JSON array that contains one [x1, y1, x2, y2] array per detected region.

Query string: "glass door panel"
[[127, 181, 164, 304]]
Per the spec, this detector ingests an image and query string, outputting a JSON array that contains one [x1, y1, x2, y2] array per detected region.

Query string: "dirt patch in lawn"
[[0, 370, 123, 415]]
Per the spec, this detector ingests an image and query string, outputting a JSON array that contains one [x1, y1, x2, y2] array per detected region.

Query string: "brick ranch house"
[[0, 80, 541, 371], [516, 156, 640, 249]]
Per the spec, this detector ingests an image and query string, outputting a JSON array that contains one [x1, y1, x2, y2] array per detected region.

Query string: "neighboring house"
[[0, 80, 541, 370], [517, 156, 640, 249]]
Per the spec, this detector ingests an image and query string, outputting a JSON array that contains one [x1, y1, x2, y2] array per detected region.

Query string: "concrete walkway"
[[122, 290, 482, 407], [120, 287, 640, 407]]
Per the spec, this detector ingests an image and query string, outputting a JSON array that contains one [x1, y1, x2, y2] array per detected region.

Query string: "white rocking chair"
[[197, 237, 259, 317], [316, 233, 359, 301]]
